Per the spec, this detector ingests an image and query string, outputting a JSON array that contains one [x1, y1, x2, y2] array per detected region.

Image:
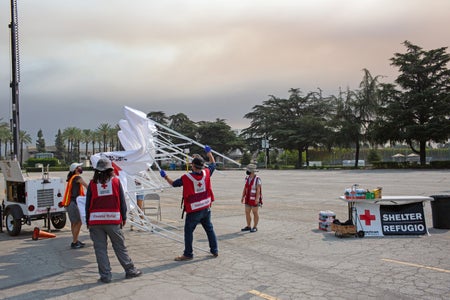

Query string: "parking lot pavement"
[[1, 169, 450, 299]]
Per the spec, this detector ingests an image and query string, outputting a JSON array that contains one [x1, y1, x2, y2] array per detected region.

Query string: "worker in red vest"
[[241, 163, 263, 233], [160, 145, 218, 261], [85, 158, 142, 283]]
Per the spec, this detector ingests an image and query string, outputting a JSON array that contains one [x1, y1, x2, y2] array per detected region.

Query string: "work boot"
[[125, 268, 142, 279]]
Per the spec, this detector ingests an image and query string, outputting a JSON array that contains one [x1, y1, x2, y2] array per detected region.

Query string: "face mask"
[[78, 168, 83, 174], [246, 171, 251, 175]]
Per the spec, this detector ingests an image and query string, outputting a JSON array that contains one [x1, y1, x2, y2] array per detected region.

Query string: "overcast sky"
[[1, 0, 449, 144]]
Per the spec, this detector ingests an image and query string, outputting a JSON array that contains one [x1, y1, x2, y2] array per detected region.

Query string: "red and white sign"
[[352, 201, 427, 236], [353, 202, 383, 237]]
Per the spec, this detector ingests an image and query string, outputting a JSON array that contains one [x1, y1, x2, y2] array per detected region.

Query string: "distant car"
[[342, 160, 365, 167]]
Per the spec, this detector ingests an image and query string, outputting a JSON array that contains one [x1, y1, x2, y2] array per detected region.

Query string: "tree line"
[[1, 41, 449, 168], [242, 41, 450, 167]]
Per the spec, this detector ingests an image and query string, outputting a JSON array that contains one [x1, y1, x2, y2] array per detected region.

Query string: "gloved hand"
[[160, 170, 167, 178], [204, 145, 211, 153]]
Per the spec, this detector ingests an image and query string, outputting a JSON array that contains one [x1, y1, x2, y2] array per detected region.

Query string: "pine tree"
[[54, 129, 65, 162], [36, 129, 46, 153]]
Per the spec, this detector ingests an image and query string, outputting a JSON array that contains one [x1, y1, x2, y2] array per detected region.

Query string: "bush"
[[372, 160, 450, 169], [430, 161, 450, 169], [26, 158, 60, 167], [372, 161, 410, 169], [367, 149, 381, 164], [241, 151, 251, 166]]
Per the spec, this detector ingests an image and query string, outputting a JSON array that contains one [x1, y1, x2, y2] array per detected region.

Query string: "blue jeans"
[[183, 208, 218, 257]]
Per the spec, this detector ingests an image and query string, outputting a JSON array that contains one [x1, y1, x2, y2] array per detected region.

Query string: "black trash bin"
[[430, 195, 450, 229]]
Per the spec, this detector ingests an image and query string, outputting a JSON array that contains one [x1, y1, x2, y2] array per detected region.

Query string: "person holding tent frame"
[[160, 145, 219, 261]]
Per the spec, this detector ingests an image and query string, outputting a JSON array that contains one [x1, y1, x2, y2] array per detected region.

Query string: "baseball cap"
[[69, 162, 83, 172]]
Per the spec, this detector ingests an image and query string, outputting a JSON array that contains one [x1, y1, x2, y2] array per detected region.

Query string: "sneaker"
[[98, 277, 111, 284], [77, 240, 86, 246], [71, 242, 82, 249], [125, 269, 142, 279], [250, 227, 258, 232], [174, 255, 193, 261], [211, 253, 218, 258], [241, 226, 251, 231]]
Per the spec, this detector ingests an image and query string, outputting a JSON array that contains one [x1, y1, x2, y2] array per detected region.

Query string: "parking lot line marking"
[[382, 258, 450, 274], [248, 290, 279, 300]]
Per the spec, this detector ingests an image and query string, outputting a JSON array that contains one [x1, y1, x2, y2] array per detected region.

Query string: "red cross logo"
[[197, 182, 203, 188], [101, 183, 108, 189], [359, 209, 376, 226]]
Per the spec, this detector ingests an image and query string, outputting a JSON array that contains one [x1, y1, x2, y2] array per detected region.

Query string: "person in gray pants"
[[85, 158, 142, 283]]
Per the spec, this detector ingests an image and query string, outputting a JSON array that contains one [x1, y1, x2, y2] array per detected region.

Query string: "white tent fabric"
[[89, 106, 240, 250]]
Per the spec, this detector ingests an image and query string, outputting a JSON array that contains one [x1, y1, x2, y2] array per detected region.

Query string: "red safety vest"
[[88, 177, 122, 225], [244, 176, 262, 207], [181, 169, 214, 213]]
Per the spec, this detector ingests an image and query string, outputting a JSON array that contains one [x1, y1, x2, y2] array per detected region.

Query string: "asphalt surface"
[[1, 169, 450, 300]]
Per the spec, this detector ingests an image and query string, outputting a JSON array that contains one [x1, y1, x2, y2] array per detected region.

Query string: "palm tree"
[[97, 123, 112, 152], [63, 127, 79, 163], [112, 124, 121, 151], [19, 130, 32, 165], [73, 128, 83, 162], [91, 131, 100, 155], [0, 121, 12, 160], [82, 129, 93, 159]]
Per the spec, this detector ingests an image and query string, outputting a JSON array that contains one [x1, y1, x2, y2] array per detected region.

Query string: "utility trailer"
[[0, 160, 66, 236]]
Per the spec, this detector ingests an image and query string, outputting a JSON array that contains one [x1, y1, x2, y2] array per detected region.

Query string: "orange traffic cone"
[[32, 227, 56, 240]]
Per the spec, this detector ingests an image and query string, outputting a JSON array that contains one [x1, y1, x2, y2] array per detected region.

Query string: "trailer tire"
[[51, 213, 67, 229], [5, 210, 22, 236]]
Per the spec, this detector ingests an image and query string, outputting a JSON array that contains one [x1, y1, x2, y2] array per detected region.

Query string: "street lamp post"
[[261, 138, 269, 168]]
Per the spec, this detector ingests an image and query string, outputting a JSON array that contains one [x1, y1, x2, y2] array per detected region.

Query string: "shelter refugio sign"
[[380, 202, 427, 235], [354, 202, 427, 236]]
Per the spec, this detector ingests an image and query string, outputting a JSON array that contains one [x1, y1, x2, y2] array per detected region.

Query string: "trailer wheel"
[[51, 213, 67, 229], [357, 230, 365, 238], [5, 210, 22, 236]]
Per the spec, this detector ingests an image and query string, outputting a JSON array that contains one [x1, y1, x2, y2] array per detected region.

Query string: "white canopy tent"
[[406, 153, 420, 162], [391, 153, 405, 161]]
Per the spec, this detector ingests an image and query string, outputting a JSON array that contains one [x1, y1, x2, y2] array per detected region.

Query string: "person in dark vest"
[[85, 158, 142, 283], [241, 163, 263, 233], [160, 145, 218, 261]]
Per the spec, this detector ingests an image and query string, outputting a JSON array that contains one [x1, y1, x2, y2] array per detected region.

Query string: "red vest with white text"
[[181, 169, 214, 213], [244, 176, 262, 207], [88, 177, 122, 225]]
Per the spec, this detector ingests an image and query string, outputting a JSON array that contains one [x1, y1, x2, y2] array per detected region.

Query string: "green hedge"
[[429, 161, 450, 169], [25, 166, 94, 172], [372, 161, 450, 169], [26, 158, 60, 167]]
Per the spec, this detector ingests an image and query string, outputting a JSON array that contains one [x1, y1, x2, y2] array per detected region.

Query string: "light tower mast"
[[9, 0, 21, 161]]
